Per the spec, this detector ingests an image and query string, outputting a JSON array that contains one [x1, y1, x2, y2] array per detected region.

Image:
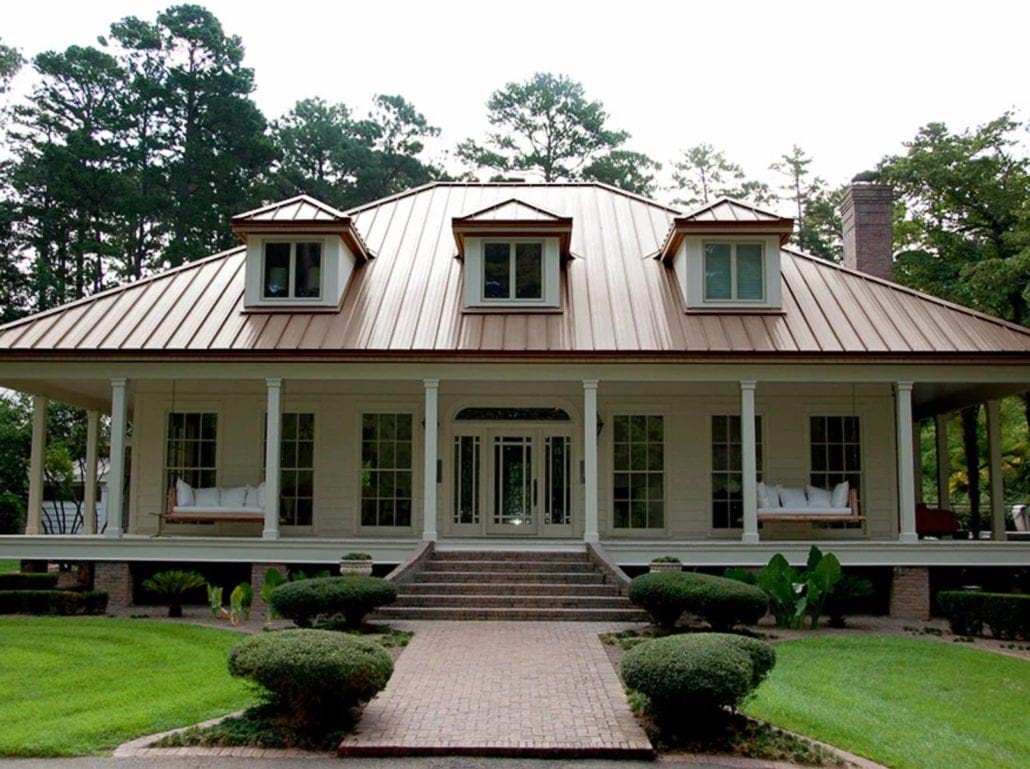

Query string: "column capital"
[[110, 377, 128, 389], [423, 378, 440, 389], [739, 379, 757, 391], [265, 377, 283, 388], [582, 379, 599, 390], [895, 380, 914, 392]]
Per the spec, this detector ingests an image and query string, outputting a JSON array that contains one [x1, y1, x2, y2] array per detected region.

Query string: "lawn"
[[0, 617, 254, 756], [0, 559, 19, 574], [745, 636, 1030, 769]]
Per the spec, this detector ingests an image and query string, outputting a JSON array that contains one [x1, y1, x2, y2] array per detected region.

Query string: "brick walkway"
[[339, 621, 653, 758]]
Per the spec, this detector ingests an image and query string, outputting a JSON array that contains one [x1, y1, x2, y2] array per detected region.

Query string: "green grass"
[[0, 617, 253, 756], [745, 636, 1030, 769], [0, 559, 19, 574]]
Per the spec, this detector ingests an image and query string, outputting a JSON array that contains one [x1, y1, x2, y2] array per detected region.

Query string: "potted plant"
[[650, 556, 682, 573], [339, 552, 374, 576]]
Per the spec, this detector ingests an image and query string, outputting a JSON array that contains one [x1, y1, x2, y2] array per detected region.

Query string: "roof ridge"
[[0, 246, 246, 334], [455, 197, 567, 221], [234, 193, 348, 221], [679, 196, 788, 221], [783, 246, 1030, 338]]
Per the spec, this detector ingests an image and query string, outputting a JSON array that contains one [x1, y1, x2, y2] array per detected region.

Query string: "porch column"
[[263, 378, 282, 541], [105, 379, 128, 538], [583, 380, 599, 542], [422, 379, 439, 542], [740, 380, 759, 544], [986, 399, 1005, 539], [895, 381, 917, 543], [83, 409, 99, 535], [25, 395, 48, 535], [934, 413, 950, 509]]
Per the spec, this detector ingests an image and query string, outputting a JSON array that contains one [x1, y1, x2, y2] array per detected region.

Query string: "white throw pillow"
[[757, 482, 780, 509], [243, 485, 259, 508], [175, 479, 194, 507], [193, 487, 220, 507], [779, 486, 807, 508], [220, 485, 248, 508], [256, 482, 266, 509], [806, 485, 833, 507], [831, 480, 850, 508]]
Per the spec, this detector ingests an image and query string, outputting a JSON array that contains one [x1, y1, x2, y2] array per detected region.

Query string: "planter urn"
[[339, 560, 373, 577]]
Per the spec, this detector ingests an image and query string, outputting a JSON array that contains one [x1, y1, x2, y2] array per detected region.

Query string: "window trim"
[[610, 412, 667, 532], [480, 238, 545, 304], [357, 409, 418, 531], [462, 236, 561, 310], [709, 412, 766, 531], [260, 238, 325, 303], [702, 240, 766, 303]]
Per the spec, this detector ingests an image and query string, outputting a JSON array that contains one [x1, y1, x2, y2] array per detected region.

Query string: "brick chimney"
[[841, 182, 893, 281]]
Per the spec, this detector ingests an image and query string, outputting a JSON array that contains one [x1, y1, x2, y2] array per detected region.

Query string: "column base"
[[741, 532, 760, 544], [421, 531, 438, 543], [262, 529, 280, 541], [898, 532, 919, 544], [104, 527, 123, 539], [583, 531, 599, 543]]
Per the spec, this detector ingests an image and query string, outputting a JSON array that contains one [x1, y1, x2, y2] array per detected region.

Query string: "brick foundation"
[[889, 566, 930, 620], [250, 562, 287, 605], [94, 561, 133, 607]]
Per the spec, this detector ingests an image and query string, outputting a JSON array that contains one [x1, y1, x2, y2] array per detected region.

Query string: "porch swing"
[[155, 380, 266, 534]]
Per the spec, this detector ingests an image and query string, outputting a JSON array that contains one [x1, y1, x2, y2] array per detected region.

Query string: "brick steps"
[[381, 548, 644, 622]]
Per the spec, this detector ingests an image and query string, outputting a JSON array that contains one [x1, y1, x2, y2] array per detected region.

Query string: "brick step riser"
[[430, 551, 588, 561], [398, 582, 622, 596], [415, 572, 607, 584], [376, 607, 647, 622], [391, 595, 633, 609], [423, 561, 596, 573]]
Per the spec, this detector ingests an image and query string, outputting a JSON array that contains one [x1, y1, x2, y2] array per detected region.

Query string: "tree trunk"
[[960, 405, 981, 535]]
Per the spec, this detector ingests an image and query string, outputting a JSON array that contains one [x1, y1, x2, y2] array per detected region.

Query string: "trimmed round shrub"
[[270, 576, 397, 628], [628, 571, 768, 630], [621, 633, 776, 717], [228, 629, 393, 725]]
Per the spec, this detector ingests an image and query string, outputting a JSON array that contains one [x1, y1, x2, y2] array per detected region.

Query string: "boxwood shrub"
[[227, 628, 393, 725], [0, 572, 59, 590], [621, 632, 775, 719], [628, 571, 768, 630], [0, 589, 108, 615], [937, 591, 1029, 640], [269, 576, 397, 628]]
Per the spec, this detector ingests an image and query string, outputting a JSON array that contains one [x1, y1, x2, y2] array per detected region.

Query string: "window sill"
[[462, 306, 564, 315], [685, 307, 785, 316], [241, 304, 341, 315]]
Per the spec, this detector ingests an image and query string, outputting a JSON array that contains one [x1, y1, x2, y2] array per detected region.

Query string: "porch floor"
[[338, 620, 653, 758]]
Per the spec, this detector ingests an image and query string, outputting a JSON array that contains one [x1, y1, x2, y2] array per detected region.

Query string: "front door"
[[487, 430, 537, 534]]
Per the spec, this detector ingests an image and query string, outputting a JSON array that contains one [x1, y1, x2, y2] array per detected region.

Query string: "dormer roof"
[[452, 198, 573, 258], [231, 194, 372, 260], [659, 197, 794, 261]]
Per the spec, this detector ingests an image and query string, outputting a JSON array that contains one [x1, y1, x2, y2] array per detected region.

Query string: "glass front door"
[[490, 433, 535, 533]]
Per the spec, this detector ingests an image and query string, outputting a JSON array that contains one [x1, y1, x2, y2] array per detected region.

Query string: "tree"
[[771, 145, 825, 252], [456, 73, 635, 183], [671, 143, 774, 208], [582, 150, 660, 196], [800, 184, 845, 262]]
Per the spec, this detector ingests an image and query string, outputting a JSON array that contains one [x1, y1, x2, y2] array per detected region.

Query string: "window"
[[613, 415, 664, 529], [810, 416, 861, 491], [262, 241, 322, 299], [545, 435, 572, 525], [704, 242, 764, 301], [453, 435, 480, 525], [711, 415, 764, 529], [166, 412, 217, 489], [361, 413, 413, 527], [482, 241, 543, 301], [455, 407, 570, 421], [272, 413, 314, 527]]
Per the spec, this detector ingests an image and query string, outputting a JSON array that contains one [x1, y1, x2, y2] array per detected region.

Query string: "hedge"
[[621, 632, 776, 717], [0, 589, 108, 615], [227, 628, 393, 725], [628, 571, 768, 630], [269, 576, 397, 628], [0, 572, 59, 590], [937, 591, 1029, 640]]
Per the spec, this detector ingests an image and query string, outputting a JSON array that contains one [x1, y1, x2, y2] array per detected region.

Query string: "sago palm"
[[142, 570, 207, 617]]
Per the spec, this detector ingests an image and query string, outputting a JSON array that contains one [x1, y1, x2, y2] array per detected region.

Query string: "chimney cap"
[[850, 170, 881, 184]]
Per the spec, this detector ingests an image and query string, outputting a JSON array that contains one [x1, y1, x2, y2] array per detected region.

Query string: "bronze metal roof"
[[0, 182, 1028, 358]]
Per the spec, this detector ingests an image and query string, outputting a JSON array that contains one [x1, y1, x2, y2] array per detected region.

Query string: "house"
[[0, 181, 1027, 619]]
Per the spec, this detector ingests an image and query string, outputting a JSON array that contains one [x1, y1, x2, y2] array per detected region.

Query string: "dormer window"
[[483, 241, 543, 301], [703, 242, 764, 302], [263, 241, 323, 300]]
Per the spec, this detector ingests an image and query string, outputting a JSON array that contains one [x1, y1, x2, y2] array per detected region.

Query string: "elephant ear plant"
[[729, 546, 845, 630], [803, 546, 842, 629]]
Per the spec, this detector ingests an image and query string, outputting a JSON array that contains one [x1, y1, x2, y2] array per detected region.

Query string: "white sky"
[[3, 0, 1028, 208]]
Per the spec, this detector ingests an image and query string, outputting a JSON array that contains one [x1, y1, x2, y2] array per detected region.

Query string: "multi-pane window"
[[810, 416, 861, 491], [704, 242, 764, 301], [279, 413, 314, 526], [482, 241, 543, 300], [361, 413, 414, 527], [166, 412, 217, 489], [545, 435, 572, 525], [262, 241, 322, 299], [453, 435, 480, 525], [711, 415, 764, 529], [613, 415, 664, 529]]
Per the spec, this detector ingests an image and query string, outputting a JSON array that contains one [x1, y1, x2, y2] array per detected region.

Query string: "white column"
[[986, 399, 1005, 539], [25, 395, 48, 535], [83, 409, 99, 535], [583, 380, 599, 542], [934, 413, 950, 509], [896, 381, 917, 543], [263, 378, 282, 541], [740, 380, 759, 544], [421, 379, 439, 542], [105, 379, 128, 538]]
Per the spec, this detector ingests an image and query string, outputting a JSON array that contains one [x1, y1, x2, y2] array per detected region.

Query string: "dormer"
[[453, 199, 572, 310], [659, 198, 793, 311], [232, 195, 371, 310]]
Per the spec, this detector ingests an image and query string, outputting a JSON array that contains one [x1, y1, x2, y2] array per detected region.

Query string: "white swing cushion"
[[806, 485, 833, 507], [192, 487, 221, 508], [831, 481, 850, 508], [175, 479, 194, 507], [757, 482, 780, 509]]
